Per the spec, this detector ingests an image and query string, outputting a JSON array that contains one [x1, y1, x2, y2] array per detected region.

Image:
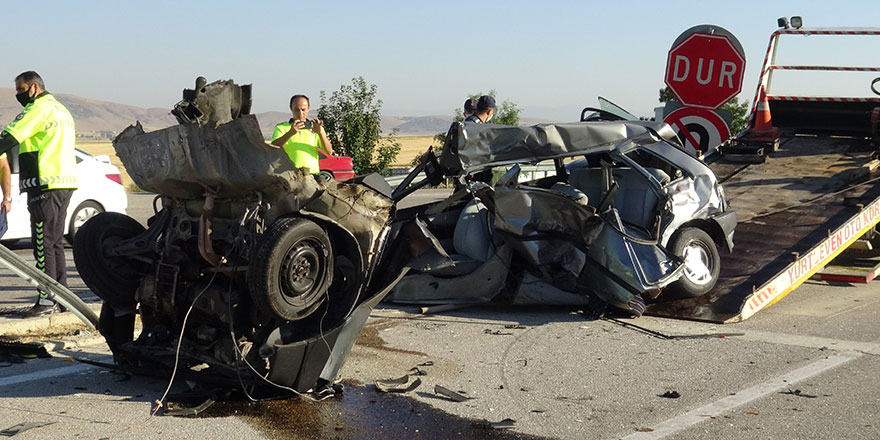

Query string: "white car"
[[2, 148, 127, 244]]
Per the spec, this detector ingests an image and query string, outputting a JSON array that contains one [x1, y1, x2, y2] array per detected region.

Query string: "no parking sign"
[[663, 106, 730, 155]]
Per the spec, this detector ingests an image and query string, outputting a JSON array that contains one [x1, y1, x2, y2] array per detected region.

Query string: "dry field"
[[391, 135, 436, 167], [76, 135, 437, 192]]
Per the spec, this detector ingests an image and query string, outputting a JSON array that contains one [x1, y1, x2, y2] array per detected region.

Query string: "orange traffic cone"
[[742, 85, 781, 157], [747, 85, 781, 141]]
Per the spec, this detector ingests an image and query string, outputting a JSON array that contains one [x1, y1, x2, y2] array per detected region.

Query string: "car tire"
[[73, 212, 146, 309], [667, 227, 720, 298], [66, 200, 104, 245], [318, 170, 334, 182], [247, 217, 333, 321]]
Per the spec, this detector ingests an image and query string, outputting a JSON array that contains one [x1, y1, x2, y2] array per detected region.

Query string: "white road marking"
[[621, 352, 860, 440], [0, 364, 97, 387], [738, 330, 880, 355]]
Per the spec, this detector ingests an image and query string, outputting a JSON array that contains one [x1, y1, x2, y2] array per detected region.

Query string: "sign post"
[[664, 25, 745, 154], [663, 106, 731, 156]]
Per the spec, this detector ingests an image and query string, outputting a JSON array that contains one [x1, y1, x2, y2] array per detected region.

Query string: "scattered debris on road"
[[0, 421, 57, 436], [485, 418, 517, 429], [434, 385, 472, 402], [375, 375, 422, 393], [781, 389, 819, 399]]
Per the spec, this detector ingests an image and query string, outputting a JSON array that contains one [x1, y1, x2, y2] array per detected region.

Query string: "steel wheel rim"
[[279, 239, 327, 303]]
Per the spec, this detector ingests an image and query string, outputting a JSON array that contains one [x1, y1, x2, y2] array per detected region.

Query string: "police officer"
[[463, 98, 477, 119], [0, 71, 77, 317], [464, 95, 496, 124]]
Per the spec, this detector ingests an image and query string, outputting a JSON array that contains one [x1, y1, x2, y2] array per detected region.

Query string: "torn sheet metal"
[[434, 385, 473, 402], [115, 115, 309, 201], [376, 375, 422, 393], [385, 246, 512, 304], [439, 120, 678, 174]]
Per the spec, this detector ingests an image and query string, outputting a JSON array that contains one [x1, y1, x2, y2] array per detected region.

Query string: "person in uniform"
[[463, 98, 477, 119], [464, 95, 496, 124], [0, 71, 77, 316]]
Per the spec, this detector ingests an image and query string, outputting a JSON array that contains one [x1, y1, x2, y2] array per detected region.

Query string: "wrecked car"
[[73, 76, 734, 399], [73, 78, 424, 397], [386, 117, 736, 315]]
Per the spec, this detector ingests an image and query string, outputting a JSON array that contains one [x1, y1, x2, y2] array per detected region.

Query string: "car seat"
[[568, 167, 669, 231]]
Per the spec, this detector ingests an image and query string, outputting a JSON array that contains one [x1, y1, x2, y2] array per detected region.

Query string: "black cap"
[[477, 95, 496, 112], [464, 98, 477, 113]]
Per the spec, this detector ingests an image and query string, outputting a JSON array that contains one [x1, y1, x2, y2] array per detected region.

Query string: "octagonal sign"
[[665, 31, 745, 109]]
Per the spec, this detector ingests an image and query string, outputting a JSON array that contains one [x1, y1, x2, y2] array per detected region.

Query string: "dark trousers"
[[28, 189, 73, 305]]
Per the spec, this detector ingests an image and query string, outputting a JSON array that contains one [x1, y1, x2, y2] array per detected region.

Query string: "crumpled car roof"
[[438, 120, 679, 174], [114, 115, 309, 200]]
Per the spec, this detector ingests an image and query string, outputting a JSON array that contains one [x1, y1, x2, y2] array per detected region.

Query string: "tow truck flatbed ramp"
[[647, 135, 880, 323]]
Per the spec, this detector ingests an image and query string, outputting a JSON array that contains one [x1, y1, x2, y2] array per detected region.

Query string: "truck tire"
[[247, 217, 333, 321], [73, 212, 146, 309], [667, 227, 720, 298]]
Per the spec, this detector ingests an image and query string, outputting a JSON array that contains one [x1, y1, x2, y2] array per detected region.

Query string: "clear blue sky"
[[3, 0, 878, 121]]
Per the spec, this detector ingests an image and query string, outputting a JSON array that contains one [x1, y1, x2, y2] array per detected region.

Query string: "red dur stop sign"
[[665, 32, 745, 109]]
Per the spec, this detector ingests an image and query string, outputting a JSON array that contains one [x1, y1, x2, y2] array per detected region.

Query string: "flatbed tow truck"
[[649, 26, 880, 323]]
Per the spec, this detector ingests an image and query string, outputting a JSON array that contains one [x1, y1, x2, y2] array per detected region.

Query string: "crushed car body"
[[73, 78, 438, 397], [73, 77, 734, 398], [386, 119, 736, 314]]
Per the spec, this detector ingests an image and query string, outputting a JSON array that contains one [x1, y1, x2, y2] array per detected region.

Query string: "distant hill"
[[0, 88, 177, 138], [0, 89, 558, 139], [379, 115, 558, 136]]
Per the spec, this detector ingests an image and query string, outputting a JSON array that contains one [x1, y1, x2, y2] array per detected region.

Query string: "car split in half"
[[73, 78, 735, 399], [387, 113, 736, 315]]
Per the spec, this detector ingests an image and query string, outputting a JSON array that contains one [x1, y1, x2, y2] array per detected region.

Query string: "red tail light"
[[105, 174, 122, 185]]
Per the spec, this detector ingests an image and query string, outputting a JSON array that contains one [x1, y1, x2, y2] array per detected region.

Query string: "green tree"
[[658, 87, 750, 134], [318, 77, 401, 175], [433, 90, 522, 146]]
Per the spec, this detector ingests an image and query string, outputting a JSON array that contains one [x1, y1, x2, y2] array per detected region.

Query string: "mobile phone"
[[289, 118, 313, 129]]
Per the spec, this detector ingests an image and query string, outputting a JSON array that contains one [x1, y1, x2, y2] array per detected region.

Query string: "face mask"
[[486, 112, 494, 123], [15, 86, 32, 107]]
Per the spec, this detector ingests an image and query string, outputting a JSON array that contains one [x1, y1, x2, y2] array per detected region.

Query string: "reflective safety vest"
[[3, 93, 77, 191], [272, 121, 323, 174]]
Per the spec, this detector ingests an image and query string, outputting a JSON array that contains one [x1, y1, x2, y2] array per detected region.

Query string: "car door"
[[2, 148, 32, 241]]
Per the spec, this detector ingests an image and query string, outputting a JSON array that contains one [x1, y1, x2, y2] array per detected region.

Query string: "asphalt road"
[[1, 191, 879, 439]]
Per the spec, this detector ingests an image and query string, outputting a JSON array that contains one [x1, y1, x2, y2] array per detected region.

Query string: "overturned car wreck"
[[387, 119, 736, 315], [74, 78, 426, 396]]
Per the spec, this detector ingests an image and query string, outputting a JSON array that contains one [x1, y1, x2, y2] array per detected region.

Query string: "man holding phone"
[[270, 94, 333, 175]]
